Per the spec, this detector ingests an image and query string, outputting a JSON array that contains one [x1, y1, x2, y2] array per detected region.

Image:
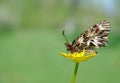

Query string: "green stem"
[[71, 62, 79, 83]]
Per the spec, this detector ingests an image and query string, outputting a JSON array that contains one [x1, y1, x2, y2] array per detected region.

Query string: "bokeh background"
[[0, 0, 120, 83]]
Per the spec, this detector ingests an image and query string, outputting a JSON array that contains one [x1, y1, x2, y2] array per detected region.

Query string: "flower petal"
[[60, 50, 96, 62]]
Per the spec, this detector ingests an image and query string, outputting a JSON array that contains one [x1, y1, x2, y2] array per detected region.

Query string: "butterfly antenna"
[[62, 30, 69, 43]]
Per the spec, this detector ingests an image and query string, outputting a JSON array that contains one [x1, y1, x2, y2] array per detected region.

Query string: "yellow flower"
[[60, 50, 96, 62]]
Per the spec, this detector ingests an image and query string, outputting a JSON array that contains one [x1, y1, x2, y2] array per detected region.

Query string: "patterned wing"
[[72, 20, 110, 52]]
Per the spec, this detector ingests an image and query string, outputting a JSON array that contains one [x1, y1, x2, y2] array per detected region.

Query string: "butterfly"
[[62, 20, 110, 53]]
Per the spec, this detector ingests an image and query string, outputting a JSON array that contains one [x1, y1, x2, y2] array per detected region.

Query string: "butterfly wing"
[[72, 20, 110, 52]]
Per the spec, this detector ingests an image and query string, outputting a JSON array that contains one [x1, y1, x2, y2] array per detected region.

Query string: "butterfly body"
[[64, 20, 110, 53]]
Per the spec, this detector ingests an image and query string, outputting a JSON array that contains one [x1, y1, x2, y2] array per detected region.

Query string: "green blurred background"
[[0, 0, 120, 83]]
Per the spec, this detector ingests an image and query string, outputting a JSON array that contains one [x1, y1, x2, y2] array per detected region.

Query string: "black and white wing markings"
[[64, 20, 110, 53], [72, 20, 110, 51], [87, 20, 110, 48]]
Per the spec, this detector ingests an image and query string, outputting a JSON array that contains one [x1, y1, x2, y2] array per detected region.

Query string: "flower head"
[[60, 50, 96, 62]]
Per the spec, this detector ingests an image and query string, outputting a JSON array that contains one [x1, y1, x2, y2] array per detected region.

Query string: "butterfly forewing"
[[70, 20, 110, 52]]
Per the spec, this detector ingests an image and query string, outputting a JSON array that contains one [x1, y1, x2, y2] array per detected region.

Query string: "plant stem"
[[71, 62, 79, 83]]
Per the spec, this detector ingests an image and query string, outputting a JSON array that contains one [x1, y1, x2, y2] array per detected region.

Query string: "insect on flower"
[[62, 20, 110, 53]]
